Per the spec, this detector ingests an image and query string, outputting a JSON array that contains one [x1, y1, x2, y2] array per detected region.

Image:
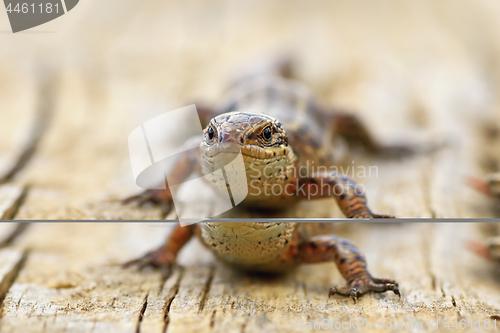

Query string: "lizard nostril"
[[240, 136, 245, 145]]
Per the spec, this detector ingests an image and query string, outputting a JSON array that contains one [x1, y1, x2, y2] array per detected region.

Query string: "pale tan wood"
[[0, 185, 25, 220], [139, 269, 183, 333], [0, 1, 500, 332], [0, 73, 54, 185], [0, 185, 27, 247], [0, 224, 164, 333], [0, 249, 25, 304]]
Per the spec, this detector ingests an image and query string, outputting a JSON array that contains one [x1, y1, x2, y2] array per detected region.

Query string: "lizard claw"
[[122, 189, 166, 205], [348, 212, 395, 219], [122, 189, 174, 216], [122, 246, 176, 278], [328, 276, 400, 303], [351, 211, 395, 219], [371, 213, 395, 219]]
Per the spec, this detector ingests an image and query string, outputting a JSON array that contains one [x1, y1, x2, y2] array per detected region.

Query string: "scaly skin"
[[124, 74, 409, 302]]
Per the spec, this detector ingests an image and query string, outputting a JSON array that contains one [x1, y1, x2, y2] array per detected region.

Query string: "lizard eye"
[[207, 127, 215, 140], [262, 126, 272, 142]]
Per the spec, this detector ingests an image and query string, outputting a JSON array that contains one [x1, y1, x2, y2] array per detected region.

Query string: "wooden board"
[[1, 1, 500, 332], [0, 185, 27, 247]]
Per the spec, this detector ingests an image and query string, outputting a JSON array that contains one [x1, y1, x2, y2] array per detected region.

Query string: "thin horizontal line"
[[0, 218, 499, 223]]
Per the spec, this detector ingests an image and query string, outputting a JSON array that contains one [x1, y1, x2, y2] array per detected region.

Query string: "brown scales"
[[123, 66, 421, 302]]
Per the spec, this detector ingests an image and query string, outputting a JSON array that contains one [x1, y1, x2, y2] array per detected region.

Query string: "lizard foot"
[[122, 246, 175, 278], [371, 213, 395, 218], [350, 211, 395, 219], [122, 189, 174, 216], [328, 276, 400, 303]]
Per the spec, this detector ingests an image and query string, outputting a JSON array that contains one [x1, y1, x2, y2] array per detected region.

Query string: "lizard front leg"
[[297, 172, 393, 219], [122, 138, 201, 274], [295, 235, 400, 302], [122, 137, 201, 216], [123, 223, 198, 277]]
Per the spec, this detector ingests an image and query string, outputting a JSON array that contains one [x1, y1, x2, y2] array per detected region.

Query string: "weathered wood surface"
[[0, 185, 27, 247], [1, 1, 500, 332]]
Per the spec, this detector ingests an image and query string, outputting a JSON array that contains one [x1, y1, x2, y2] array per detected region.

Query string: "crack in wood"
[[209, 309, 216, 330], [422, 163, 437, 218], [421, 230, 437, 291], [0, 224, 30, 249], [163, 268, 184, 333], [197, 266, 215, 313], [135, 292, 149, 333], [0, 186, 27, 220], [0, 71, 56, 185], [0, 186, 30, 248], [0, 250, 28, 317]]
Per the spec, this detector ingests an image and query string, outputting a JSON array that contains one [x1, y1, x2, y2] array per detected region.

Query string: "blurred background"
[[1, 0, 500, 216], [2, 2, 500, 330]]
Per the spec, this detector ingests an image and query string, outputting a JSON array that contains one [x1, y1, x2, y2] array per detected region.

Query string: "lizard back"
[[213, 76, 342, 168]]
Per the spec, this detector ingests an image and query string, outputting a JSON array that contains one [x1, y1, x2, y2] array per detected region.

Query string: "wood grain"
[[0, 185, 27, 247], [0, 1, 500, 332]]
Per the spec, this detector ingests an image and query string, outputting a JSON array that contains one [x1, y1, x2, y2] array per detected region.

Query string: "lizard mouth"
[[200, 141, 295, 177], [202, 141, 288, 159]]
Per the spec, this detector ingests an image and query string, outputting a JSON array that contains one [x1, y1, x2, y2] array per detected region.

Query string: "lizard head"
[[202, 111, 288, 149], [200, 112, 297, 205]]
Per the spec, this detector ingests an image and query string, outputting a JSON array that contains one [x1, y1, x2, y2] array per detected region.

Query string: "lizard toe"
[[371, 213, 395, 219], [328, 276, 400, 302], [122, 189, 174, 217], [367, 280, 400, 298]]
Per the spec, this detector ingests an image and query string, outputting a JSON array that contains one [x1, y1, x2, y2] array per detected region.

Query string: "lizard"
[[123, 63, 417, 302]]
